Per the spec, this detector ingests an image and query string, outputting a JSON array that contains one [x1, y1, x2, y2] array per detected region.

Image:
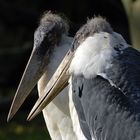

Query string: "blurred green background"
[[0, 0, 139, 140]]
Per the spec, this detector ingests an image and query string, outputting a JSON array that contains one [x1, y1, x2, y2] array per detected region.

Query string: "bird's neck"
[[70, 32, 127, 79], [70, 33, 112, 79], [37, 35, 72, 95], [37, 36, 72, 115]]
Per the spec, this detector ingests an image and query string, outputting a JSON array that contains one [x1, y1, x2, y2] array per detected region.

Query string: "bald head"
[[40, 12, 69, 35], [34, 12, 69, 49], [73, 16, 113, 48]]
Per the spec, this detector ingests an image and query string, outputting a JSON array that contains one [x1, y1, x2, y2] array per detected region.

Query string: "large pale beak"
[[7, 46, 50, 122], [27, 49, 74, 121]]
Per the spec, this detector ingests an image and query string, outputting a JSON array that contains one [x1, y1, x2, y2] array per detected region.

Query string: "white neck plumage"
[[69, 32, 128, 79]]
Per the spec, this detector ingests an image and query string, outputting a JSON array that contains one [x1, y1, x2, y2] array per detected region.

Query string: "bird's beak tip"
[[26, 102, 41, 121], [7, 103, 16, 122], [7, 108, 15, 122], [26, 116, 32, 121], [7, 114, 11, 122], [26, 111, 34, 121]]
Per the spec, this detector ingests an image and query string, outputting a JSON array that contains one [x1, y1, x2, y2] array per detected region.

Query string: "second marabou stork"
[[7, 12, 78, 140], [27, 17, 140, 140]]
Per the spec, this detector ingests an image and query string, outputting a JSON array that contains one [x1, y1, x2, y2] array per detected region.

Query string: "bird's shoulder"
[[103, 47, 140, 107], [72, 74, 140, 140]]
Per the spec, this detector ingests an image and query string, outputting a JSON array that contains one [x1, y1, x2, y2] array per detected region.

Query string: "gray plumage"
[[70, 17, 140, 140]]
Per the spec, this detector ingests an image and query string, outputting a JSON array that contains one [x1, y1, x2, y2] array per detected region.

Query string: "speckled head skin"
[[33, 11, 70, 60], [73, 17, 113, 49], [40, 11, 69, 34], [34, 12, 69, 51]]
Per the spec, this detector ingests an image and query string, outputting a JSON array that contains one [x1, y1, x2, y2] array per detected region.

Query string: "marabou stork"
[[7, 12, 78, 140], [27, 17, 140, 140]]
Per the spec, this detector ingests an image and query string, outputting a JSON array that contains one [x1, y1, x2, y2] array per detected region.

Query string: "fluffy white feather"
[[38, 36, 77, 140], [70, 32, 128, 79]]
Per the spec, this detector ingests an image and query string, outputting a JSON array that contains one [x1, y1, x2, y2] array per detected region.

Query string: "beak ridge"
[[27, 50, 74, 121], [7, 48, 49, 122]]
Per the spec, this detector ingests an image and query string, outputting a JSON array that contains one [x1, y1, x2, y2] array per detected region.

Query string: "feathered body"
[[69, 17, 140, 140]]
